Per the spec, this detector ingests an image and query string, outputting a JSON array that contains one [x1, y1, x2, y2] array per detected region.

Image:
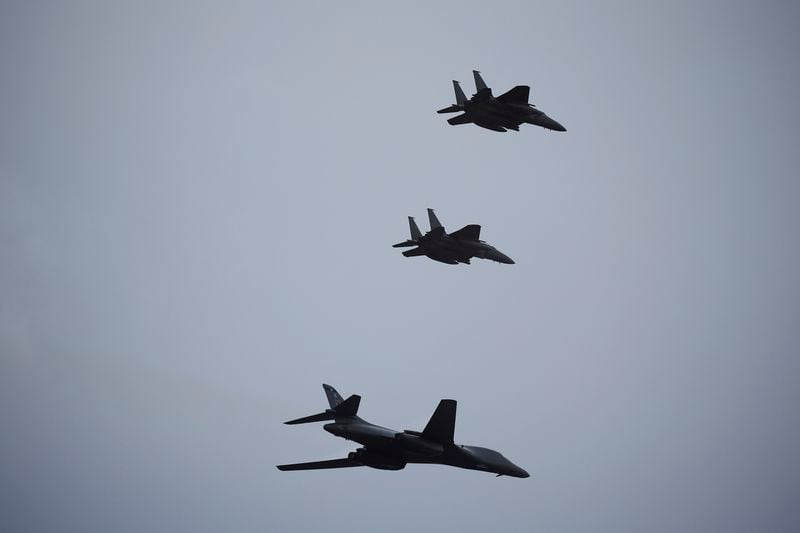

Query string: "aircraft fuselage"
[[461, 99, 566, 132], [323, 419, 528, 477], [416, 235, 514, 264], [278, 384, 529, 478]]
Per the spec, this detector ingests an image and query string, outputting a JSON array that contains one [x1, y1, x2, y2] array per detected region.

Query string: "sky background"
[[2, 1, 799, 532]]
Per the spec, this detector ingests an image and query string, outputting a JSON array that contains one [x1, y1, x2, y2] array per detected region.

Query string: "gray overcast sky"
[[1, 1, 799, 532]]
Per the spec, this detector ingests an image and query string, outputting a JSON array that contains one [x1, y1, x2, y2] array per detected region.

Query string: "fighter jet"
[[393, 208, 514, 265], [437, 70, 566, 132], [277, 384, 529, 478]]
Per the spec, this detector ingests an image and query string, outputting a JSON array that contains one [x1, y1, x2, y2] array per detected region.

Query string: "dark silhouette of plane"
[[392, 208, 514, 265], [277, 384, 529, 478], [437, 70, 566, 132]]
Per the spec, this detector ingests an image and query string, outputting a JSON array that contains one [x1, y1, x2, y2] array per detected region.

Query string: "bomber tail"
[[323, 383, 344, 408], [421, 399, 457, 444], [284, 384, 361, 424]]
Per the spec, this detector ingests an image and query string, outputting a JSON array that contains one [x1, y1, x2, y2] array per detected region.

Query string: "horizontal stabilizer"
[[393, 240, 418, 248], [447, 114, 473, 126], [402, 247, 426, 257], [497, 85, 530, 104], [449, 224, 481, 241], [437, 104, 463, 114], [422, 399, 457, 444], [277, 458, 362, 471], [284, 410, 335, 425]]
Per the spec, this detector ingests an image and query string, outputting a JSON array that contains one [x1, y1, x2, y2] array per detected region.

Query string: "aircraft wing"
[[497, 85, 530, 104], [449, 224, 481, 241], [276, 458, 362, 471]]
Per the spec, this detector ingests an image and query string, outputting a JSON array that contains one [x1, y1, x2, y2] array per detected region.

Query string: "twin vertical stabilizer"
[[427, 208, 443, 231], [473, 70, 488, 92], [453, 80, 467, 105]]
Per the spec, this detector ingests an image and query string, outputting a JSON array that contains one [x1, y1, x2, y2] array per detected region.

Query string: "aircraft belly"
[[486, 108, 524, 125], [428, 243, 471, 264], [430, 255, 460, 265]]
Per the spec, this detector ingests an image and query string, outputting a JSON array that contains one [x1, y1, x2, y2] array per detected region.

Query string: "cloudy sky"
[[2, 1, 799, 532]]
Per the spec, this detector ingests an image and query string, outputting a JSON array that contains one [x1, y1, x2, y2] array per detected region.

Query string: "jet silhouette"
[[277, 384, 529, 478], [438, 70, 566, 132], [393, 208, 514, 265]]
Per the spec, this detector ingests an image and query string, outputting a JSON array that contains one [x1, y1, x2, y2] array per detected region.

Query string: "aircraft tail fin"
[[393, 217, 423, 248], [427, 208, 443, 231], [422, 399, 457, 444], [333, 394, 361, 417], [323, 383, 344, 408], [473, 70, 488, 92], [285, 385, 361, 424], [409, 216, 422, 240], [453, 80, 467, 106]]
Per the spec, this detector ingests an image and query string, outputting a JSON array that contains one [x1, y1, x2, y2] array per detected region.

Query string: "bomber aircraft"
[[437, 70, 566, 132], [277, 384, 529, 478], [393, 208, 514, 265]]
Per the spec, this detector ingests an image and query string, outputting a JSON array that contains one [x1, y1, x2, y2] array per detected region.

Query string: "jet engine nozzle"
[[348, 448, 406, 470]]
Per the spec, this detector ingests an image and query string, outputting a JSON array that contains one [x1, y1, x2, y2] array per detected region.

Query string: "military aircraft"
[[277, 384, 529, 478], [392, 208, 514, 265], [437, 70, 566, 132]]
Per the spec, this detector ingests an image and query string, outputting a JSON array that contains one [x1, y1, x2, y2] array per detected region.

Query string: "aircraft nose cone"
[[546, 117, 566, 132], [498, 253, 515, 264], [533, 114, 566, 132], [517, 468, 530, 478]]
